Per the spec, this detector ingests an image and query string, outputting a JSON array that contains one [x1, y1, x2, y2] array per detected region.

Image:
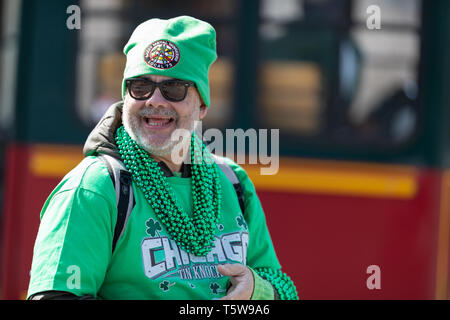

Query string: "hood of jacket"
[[83, 101, 124, 160]]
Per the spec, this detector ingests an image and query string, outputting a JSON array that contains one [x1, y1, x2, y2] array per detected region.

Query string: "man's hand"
[[217, 263, 254, 300]]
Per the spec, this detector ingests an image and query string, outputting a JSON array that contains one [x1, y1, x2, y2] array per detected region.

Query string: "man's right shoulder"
[[55, 155, 114, 197]]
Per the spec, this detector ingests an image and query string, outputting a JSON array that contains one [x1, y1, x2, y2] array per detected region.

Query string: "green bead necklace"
[[254, 268, 299, 300], [115, 126, 221, 256]]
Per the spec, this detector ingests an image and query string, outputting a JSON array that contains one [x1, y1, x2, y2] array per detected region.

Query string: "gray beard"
[[122, 114, 176, 158], [122, 106, 198, 159]]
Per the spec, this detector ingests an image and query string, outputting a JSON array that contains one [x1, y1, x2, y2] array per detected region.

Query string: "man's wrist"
[[248, 267, 275, 300]]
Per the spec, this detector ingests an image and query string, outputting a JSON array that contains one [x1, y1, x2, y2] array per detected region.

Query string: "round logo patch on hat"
[[144, 40, 180, 69]]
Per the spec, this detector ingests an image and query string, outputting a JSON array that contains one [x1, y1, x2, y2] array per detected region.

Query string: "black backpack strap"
[[211, 154, 246, 216], [98, 154, 135, 253]]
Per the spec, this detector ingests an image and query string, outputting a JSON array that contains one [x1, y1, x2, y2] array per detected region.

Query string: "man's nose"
[[145, 86, 169, 107]]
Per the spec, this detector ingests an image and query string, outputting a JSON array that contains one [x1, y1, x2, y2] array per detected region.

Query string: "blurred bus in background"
[[1, 0, 450, 299]]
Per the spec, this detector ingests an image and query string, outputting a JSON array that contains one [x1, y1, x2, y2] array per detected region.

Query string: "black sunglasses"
[[125, 78, 196, 102]]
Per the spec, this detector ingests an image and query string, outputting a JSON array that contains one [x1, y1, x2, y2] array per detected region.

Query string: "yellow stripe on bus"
[[29, 144, 83, 178], [30, 146, 418, 199], [243, 158, 418, 199]]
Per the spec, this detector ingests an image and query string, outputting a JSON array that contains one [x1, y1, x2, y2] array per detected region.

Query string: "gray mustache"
[[138, 108, 178, 119]]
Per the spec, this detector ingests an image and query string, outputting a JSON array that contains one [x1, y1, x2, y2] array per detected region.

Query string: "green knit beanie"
[[122, 16, 217, 107]]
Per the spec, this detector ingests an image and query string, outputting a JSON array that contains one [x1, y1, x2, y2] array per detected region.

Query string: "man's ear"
[[199, 104, 208, 120]]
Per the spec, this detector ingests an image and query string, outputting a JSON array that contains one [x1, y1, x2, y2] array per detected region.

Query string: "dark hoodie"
[[83, 101, 124, 161]]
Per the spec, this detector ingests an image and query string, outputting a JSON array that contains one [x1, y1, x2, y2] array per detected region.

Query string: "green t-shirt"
[[27, 156, 281, 299]]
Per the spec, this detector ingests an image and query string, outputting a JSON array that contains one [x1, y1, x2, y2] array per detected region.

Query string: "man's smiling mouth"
[[143, 115, 175, 128]]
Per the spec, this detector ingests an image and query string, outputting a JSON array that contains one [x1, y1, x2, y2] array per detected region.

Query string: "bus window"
[[349, 0, 421, 146], [206, 57, 235, 129], [259, 61, 323, 135], [0, 0, 21, 133], [257, 0, 422, 151], [76, 0, 128, 126], [76, 0, 236, 130], [258, 0, 350, 137]]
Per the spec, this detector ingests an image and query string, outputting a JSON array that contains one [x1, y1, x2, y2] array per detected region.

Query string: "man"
[[27, 16, 298, 300]]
